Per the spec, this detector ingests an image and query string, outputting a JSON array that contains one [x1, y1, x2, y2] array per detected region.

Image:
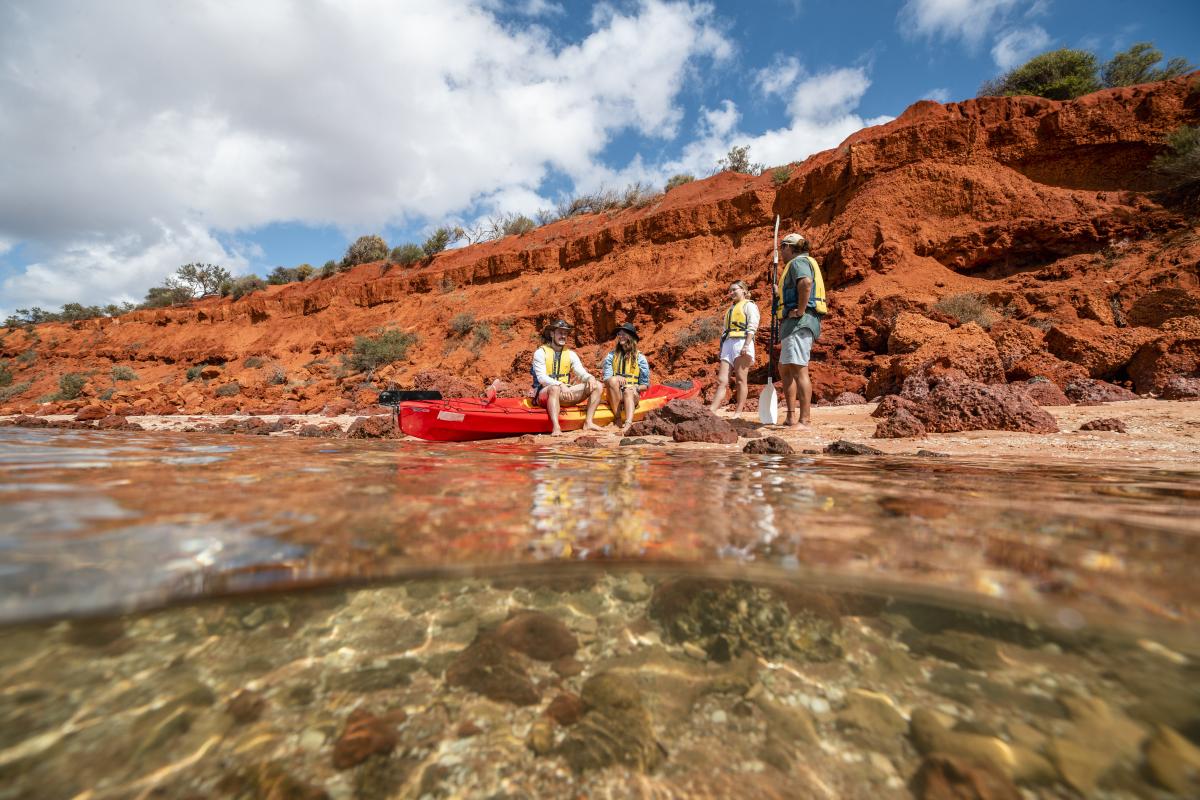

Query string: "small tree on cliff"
[[979, 48, 1100, 100], [341, 235, 389, 269], [173, 263, 232, 297], [422, 226, 462, 257], [1152, 125, 1200, 193], [1102, 42, 1193, 88], [716, 144, 763, 175]]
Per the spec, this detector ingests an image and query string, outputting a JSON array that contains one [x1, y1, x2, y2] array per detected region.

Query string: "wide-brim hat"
[[544, 319, 573, 333], [613, 322, 639, 340]]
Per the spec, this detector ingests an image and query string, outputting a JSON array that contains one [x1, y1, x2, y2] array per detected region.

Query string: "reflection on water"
[[1, 427, 1199, 797]]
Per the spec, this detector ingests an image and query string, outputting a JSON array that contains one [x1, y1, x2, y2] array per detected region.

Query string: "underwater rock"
[[226, 689, 266, 724], [557, 671, 664, 773], [835, 688, 908, 743], [546, 692, 585, 726], [618, 436, 651, 445], [904, 629, 1005, 671], [1046, 736, 1113, 795], [910, 708, 1054, 784], [1078, 417, 1127, 432], [911, 753, 1021, 800], [824, 439, 884, 455], [218, 760, 329, 800], [648, 578, 841, 663], [612, 572, 652, 602], [527, 717, 555, 754], [1143, 724, 1200, 794], [495, 610, 578, 661], [742, 435, 794, 454], [445, 633, 539, 706], [332, 707, 401, 770]]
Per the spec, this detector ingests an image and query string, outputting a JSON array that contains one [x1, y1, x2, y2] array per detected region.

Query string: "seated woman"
[[601, 322, 650, 435], [709, 280, 759, 415]]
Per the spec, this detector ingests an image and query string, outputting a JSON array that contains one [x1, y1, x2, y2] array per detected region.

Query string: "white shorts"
[[719, 337, 756, 365], [780, 330, 813, 366]]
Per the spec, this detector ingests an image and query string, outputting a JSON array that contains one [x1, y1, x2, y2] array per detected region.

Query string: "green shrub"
[[1102, 42, 1193, 88], [556, 188, 621, 218], [664, 173, 695, 192], [343, 328, 418, 373], [320, 260, 338, 278], [99, 388, 114, 401], [0, 360, 11, 387], [174, 263, 232, 297], [716, 144, 763, 175], [1152, 125, 1200, 189], [57, 373, 87, 400], [535, 208, 558, 226], [439, 274, 456, 294], [621, 182, 660, 209], [390, 243, 425, 265], [342, 235, 389, 268], [244, 356, 265, 368], [472, 324, 492, 349], [229, 276, 267, 300], [294, 264, 315, 281], [214, 381, 241, 397], [0, 380, 32, 403], [934, 293, 998, 329], [111, 365, 137, 382], [141, 284, 194, 309], [450, 312, 476, 337], [17, 349, 35, 365], [422, 227, 460, 257], [186, 366, 204, 381], [58, 303, 105, 322], [675, 317, 723, 348], [772, 167, 793, 186], [979, 48, 1100, 100], [267, 266, 302, 285], [267, 366, 287, 386]]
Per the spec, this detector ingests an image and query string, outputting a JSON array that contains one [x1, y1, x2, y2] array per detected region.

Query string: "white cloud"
[[755, 56, 802, 97], [922, 87, 952, 102], [991, 25, 1052, 68], [898, 0, 1022, 47], [0, 0, 730, 315]]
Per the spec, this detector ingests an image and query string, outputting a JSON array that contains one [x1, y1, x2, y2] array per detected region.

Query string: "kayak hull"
[[398, 383, 700, 442]]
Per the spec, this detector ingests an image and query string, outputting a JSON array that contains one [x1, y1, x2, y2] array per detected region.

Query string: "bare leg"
[[621, 387, 637, 434], [709, 361, 732, 413], [545, 385, 563, 435], [779, 364, 799, 426], [732, 354, 752, 415], [582, 383, 604, 431], [604, 377, 623, 424], [797, 365, 812, 425]]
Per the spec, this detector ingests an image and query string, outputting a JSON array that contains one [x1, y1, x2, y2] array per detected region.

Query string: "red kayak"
[[397, 382, 699, 442]]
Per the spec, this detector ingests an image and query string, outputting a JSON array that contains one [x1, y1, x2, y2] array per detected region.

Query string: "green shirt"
[[780, 255, 822, 340]]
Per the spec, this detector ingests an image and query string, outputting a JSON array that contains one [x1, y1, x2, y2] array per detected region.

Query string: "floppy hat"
[[613, 322, 639, 340]]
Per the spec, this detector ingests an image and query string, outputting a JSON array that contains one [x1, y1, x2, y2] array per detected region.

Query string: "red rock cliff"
[[2, 76, 1198, 416]]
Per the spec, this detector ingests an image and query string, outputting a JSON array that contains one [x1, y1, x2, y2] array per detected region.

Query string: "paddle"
[[759, 215, 781, 424]]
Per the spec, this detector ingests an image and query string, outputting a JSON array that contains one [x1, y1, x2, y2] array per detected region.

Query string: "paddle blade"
[[758, 382, 779, 424]]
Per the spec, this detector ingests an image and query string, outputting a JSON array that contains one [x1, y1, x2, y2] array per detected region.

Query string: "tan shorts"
[[536, 383, 589, 407]]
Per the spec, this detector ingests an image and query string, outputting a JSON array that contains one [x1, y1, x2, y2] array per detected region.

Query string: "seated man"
[[531, 319, 603, 435], [601, 322, 650, 435]]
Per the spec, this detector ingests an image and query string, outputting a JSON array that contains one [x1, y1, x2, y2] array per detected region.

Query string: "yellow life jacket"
[[775, 254, 828, 317], [613, 350, 641, 382], [537, 345, 574, 387], [724, 300, 749, 339]]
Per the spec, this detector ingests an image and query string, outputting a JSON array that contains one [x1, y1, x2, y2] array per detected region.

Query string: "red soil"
[[2, 76, 1198, 417]]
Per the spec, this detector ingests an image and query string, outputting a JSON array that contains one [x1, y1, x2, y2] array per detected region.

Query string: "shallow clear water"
[[1, 427, 1198, 798]]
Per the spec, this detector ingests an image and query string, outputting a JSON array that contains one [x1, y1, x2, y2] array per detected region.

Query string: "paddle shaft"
[[767, 215, 779, 383]]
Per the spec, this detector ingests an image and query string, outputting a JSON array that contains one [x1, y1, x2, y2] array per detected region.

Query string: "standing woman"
[[709, 280, 759, 415]]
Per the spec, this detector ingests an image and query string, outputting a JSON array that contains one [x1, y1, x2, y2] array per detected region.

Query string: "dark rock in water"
[[331, 658, 420, 693], [445, 634, 539, 706], [65, 616, 126, 648], [1079, 417, 1127, 432], [552, 656, 584, 677], [1160, 375, 1200, 400], [226, 689, 266, 724], [911, 753, 1021, 800], [916, 449, 950, 458], [545, 692, 585, 726], [742, 436, 794, 454], [619, 437, 650, 446], [345, 415, 398, 439], [825, 439, 884, 455], [1143, 724, 1200, 794], [648, 578, 841, 662], [557, 672, 663, 773], [902, 629, 1004, 671], [802, 448, 820, 454], [495, 610, 578, 662], [571, 435, 606, 448], [1065, 377, 1137, 404], [672, 417, 738, 444], [332, 707, 401, 769]]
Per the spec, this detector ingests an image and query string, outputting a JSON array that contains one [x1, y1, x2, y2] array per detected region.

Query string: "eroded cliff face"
[[2, 76, 1198, 416]]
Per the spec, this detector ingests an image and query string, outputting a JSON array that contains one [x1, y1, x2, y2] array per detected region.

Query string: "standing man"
[[531, 319, 603, 435], [775, 232, 827, 428]]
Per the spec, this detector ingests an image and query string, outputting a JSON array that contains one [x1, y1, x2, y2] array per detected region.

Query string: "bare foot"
[[582, 422, 603, 432], [550, 428, 564, 436], [620, 425, 632, 436]]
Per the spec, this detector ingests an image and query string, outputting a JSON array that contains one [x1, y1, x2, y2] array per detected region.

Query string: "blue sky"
[[1, 0, 1196, 318]]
